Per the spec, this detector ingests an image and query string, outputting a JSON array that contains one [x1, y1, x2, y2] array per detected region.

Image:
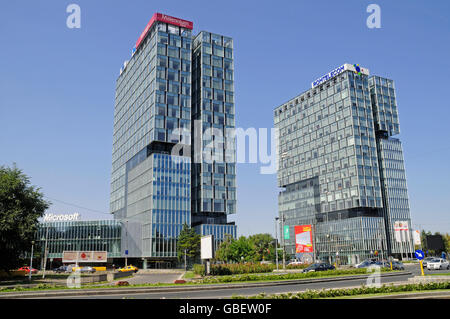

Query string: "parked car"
[[355, 260, 376, 268], [374, 260, 391, 268], [118, 265, 139, 273], [80, 266, 96, 273], [422, 257, 437, 267], [391, 261, 405, 270], [426, 258, 449, 270], [302, 263, 335, 273], [53, 266, 68, 273], [65, 264, 78, 273], [17, 266, 38, 274]]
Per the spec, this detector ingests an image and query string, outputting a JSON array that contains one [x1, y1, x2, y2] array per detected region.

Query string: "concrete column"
[[143, 258, 147, 270]]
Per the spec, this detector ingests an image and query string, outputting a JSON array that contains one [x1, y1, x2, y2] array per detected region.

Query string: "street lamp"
[[275, 217, 279, 270], [28, 241, 35, 282], [281, 213, 286, 269]]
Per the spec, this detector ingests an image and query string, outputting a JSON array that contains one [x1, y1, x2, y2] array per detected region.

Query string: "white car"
[[426, 258, 449, 270]]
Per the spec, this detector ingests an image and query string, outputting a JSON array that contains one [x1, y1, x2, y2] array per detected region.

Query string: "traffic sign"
[[125, 250, 128, 255], [414, 249, 424, 260]]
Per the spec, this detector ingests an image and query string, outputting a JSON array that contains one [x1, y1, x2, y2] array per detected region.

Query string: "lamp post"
[[42, 225, 49, 279], [28, 241, 35, 282], [281, 213, 286, 269], [275, 217, 279, 270]]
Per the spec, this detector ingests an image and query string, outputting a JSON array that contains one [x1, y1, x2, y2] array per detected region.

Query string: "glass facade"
[[275, 65, 413, 263], [191, 31, 237, 225], [36, 220, 122, 259], [110, 14, 237, 264], [194, 223, 237, 252]]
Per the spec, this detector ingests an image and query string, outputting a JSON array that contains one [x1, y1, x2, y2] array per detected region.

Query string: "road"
[[41, 272, 416, 299]]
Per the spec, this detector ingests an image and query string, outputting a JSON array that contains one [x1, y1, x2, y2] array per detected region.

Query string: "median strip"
[[0, 271, 411, 299]]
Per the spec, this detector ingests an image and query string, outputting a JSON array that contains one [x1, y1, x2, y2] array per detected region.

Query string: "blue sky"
[[1, 1, 449, 236]]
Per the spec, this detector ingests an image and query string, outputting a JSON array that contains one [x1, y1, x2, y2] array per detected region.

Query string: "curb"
[[0, 271, 411, 299]]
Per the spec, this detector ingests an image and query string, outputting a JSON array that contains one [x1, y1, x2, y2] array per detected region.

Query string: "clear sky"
[[1, 1, 449, 237]]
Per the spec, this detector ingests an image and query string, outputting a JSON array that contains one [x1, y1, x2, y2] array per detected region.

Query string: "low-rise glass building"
[[36, 220, 122, 262]]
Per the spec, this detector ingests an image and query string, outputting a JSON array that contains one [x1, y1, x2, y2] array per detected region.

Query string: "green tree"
[[0, 165, 49, 272], [177, 223, 200, 267], [229, 236, 255, 262], [248, 233, 276, 262], [215, 234, 235, 263]]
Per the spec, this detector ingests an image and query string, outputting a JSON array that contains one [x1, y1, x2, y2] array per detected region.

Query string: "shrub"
[[193, 264, 205, 276], [201, 268, 386, 284], [193, 263, 275, 276], [232, 281, 450, 299], [286, 264, 309, 270], [210, 263, 275, 275]]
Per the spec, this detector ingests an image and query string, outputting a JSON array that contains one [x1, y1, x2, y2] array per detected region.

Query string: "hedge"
[[200, 268, 387, 284], [193, 263, 275, 276], [232, 281, 450, 299]]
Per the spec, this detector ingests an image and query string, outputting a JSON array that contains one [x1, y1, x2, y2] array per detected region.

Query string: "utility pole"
[[184, 249, 187, 271], [275, 217, 279, 270], [42, 225, 49, 279], [28, 241, 35, 282], [281, 213, 286, 269]]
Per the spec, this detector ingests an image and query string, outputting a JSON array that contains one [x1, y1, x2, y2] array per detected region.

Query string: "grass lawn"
[[182, 271, 196, 279]]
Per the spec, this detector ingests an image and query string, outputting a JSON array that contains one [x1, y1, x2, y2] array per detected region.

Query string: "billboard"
[[62, 251, 107, 263], [294, 225, 313, 253], [426, 235, 445, 251], [201, 235, 214, 260]]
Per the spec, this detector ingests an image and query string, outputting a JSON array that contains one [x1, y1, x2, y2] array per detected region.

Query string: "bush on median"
[[232, 281, 450, 299], [200, 267, 388, 284], [193, 263, 275, 276]]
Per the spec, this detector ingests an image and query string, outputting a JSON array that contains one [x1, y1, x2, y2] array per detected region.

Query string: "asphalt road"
[[41, 273, 416, 299], [111, 272, 183, 285]]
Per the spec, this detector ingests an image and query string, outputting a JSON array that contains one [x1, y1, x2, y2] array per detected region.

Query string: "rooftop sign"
[[311, 63, 370, 88], [43, 213, 80, 222], [135, 13, 193, 50]]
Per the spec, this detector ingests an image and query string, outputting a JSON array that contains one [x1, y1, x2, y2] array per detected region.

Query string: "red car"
[[18, 266, 38, 274]]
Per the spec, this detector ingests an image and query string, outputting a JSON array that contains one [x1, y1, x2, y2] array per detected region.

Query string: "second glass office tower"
[[274, 64, 413, 265]]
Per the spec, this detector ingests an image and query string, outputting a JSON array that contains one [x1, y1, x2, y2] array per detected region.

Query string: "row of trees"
[[214, 234, 278, 263], [0, 165, 49, 272], [176, 225, 279, 265]]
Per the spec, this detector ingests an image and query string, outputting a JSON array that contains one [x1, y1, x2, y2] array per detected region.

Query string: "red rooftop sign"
[[135, 13, 193, 49]]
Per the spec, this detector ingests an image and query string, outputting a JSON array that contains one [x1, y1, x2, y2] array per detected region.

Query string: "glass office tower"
[[110, 13, 236, 266], [191, 31, 237, 235], [274, 64, 413, 264]]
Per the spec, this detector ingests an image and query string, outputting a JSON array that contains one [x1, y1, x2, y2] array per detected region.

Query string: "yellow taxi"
[[118, 265, 138, 273]]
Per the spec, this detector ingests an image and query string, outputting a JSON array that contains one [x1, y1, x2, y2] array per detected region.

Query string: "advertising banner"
[[294, 225, 313, 253], [283, 225, 290, 240], [62, 251, 108, 263], [413, 230, 421, 246], [393, 221, 410, 243]]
